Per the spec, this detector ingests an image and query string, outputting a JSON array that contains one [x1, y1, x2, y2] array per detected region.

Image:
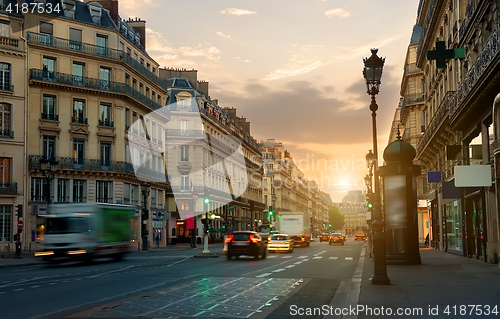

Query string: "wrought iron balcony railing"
[[27, 32, 168, 89], [72, 117, 88, 124], [98, 119, 114, 127], [0, 129, 13, 137], [0, 182, 17, 194], [453, 17, 500, 116], [417, 91, 456, 155], [41, 113, 59, 121], [30, 69, 163, 111]]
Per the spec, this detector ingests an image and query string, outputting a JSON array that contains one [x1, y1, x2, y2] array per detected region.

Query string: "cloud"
[[334, 36, 401, 61], [147, 28, 221, 63], [216, 31, 231, 39], [325, 7, 351, 19], [263, 55, 323, 81], [245, 60, 253, 63], [119, 0, 159, 17], [221, 8, 257, 16], [214, 80, 374, 145]]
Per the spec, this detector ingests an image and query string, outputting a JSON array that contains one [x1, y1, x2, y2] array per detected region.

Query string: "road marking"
[[329, 257, 338, 260], [49, 282, 57, 285], [85, 265, 134, 279], [282, 256, 292, 258], [345, 257, 353, 260], [294, 262, 302, 265], [0, 291, 5, 294], [31, 286, 40, 289], [256, 273, 272, 278], [272, 269, 285, 273], [298, 256, 307, 259], [285, 265, 296, 268], [267, 255, 277, 258], [313, 257, 323, 259], [302, 259, 310, 262], [13, 288, 24, 291]]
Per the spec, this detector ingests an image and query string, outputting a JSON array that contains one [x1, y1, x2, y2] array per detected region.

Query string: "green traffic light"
[[204, 198, 210, 204], [367, 203, 373, 208], [269, 211, 273, 216]]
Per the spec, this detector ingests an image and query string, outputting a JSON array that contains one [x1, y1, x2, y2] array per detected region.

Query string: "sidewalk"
[[358, 248, 500, 318], [0, 243, 225, 268]]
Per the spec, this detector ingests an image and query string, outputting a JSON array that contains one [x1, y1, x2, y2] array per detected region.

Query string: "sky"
[[119, 0, 421, 202]]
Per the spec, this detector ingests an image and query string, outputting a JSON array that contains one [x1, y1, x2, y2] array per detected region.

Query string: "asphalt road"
[[0, 239, 365, 319]]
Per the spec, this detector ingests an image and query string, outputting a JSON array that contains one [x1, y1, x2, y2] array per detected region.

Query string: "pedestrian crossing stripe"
[[345, 257, 353, 260], [329, 257, 338, 260], [298, 256, 307, 259], [313, 257, 322, 259], [267, 255, 277, 258]]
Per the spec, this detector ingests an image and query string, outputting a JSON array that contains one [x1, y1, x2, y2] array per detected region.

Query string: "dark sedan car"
[[319, 232, 330, 242], [329, 233, 345, 245], [226, 231, 267, 260]]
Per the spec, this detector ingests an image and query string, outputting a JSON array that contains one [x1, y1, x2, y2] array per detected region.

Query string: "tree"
[[328, 204, 345, 230]]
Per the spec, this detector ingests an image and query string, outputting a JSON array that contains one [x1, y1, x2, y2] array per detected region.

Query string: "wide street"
[[0, 239, 364, 319]]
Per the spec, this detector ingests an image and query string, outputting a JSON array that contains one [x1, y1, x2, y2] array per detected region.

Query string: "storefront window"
[[445, 200, 462, 251]]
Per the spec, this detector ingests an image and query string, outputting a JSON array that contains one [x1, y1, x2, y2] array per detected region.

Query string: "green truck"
[[35, 203, 137, 262]]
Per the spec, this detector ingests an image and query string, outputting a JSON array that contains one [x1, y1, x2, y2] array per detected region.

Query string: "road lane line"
[[285, 265, 295, 268], [267, 255, 277, 258], [313, 257, 323, 259], [31, 286, 40, 288], [345, 257, 353, 260], [298, 256, 307, 259], [282, 256, 292, 258], [329, 257, 338, 260], [13, 288, 24, 291], [255, 273, 272, 278], [85, 265, 134, 279], [272, 269, 285, 273]]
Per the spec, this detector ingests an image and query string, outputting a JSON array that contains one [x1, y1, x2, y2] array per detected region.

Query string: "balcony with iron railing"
[[26, 32, 167, 89], [417, 91, 456, 155], [41, 113, 58, 121], [30, 69, 163, 111], [98, 119, 114, 127], [72, 117, 88, 124], [400, 92, 426, 122], [453, 16, 500, 117], [0, 182, 17, 195], [0, 129, 13, 138]]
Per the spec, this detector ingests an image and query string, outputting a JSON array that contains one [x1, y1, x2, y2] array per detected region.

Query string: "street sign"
[[17, 220, 24, 230]]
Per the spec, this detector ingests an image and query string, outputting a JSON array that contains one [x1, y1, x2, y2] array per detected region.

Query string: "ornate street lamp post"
[[365, 151, 375, 258], [141, 182, 151, 251], [363, 48, 390, 285], [39, 157, 58, 205]]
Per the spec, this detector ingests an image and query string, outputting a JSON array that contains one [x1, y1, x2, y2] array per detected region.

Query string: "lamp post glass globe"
[[362, 48, 385, 95]]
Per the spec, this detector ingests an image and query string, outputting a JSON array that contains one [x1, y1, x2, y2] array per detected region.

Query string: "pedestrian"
[[155, 234, 160, 249], [425, 233, 429, 248]]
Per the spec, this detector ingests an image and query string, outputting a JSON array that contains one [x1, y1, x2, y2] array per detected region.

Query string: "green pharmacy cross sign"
[[426, 41, 465, 68]]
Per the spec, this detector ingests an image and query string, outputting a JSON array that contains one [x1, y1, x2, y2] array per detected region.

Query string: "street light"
[[363, 48, 390, 285], [141, 182, 151, 251], [39, 157, 58, 205]]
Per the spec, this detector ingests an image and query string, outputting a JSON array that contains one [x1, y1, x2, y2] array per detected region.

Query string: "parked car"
[[226, 231, 267, 260], [319, 232, 330, 242], [267, 234, 293, 253], [329, 233, 345, 245]]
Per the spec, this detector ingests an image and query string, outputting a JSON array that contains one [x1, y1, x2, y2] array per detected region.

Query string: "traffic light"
[[204, 198, 210, 204], [142, 208, 149, 220], [366, 193, 374, 209], [268, 206, 273, 216]]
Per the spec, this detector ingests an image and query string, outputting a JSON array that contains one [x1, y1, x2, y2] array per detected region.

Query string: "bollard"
[[203, 234, 210, 253]]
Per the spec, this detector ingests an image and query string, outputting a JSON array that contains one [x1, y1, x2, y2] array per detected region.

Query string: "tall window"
[[96, 34, 107, 56], [151, 188, 157, 208], [42, 95, 57, 121], [73, 139, 85, 165], [0, 63, 10, 91], [0, 103, 11, 137], [100, 141, 112, 168], [125, 73, 130, 86], [72, 99, 85, 123], [125, 108, 130, 130], [42, 57, 56, 81], [0, 157, 10, 185], [123, 183, 139, 206], [99, 103, 112, 127], [180, 145, 189, 162], [57, 179, 70, 202], [40, 22, 53, 45], [99, 67, 111, 90], [69, 28, 82, 51], [72, 62, 84, 86], [73, 180, 86, 202], [180, 120, 188, 136], [0, 21, 9, 37], [31, 178, 47, 202], [181, 174, 189, 192], [0, 205, 12, 242], [152, 122, 156, 141], [96, 180, 113, 203], [42, 135, 56, 158]]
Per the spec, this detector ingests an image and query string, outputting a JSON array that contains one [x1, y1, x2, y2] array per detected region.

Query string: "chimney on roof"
[[85, 0, 119, 26], [127, 18, 147, 49]]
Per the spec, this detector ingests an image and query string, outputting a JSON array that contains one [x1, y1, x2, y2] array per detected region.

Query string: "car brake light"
[[249, 234, 259, 243], [225, 234, 234, 243], [301, 237, 305, 241], [285, 241, 290, 244]]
